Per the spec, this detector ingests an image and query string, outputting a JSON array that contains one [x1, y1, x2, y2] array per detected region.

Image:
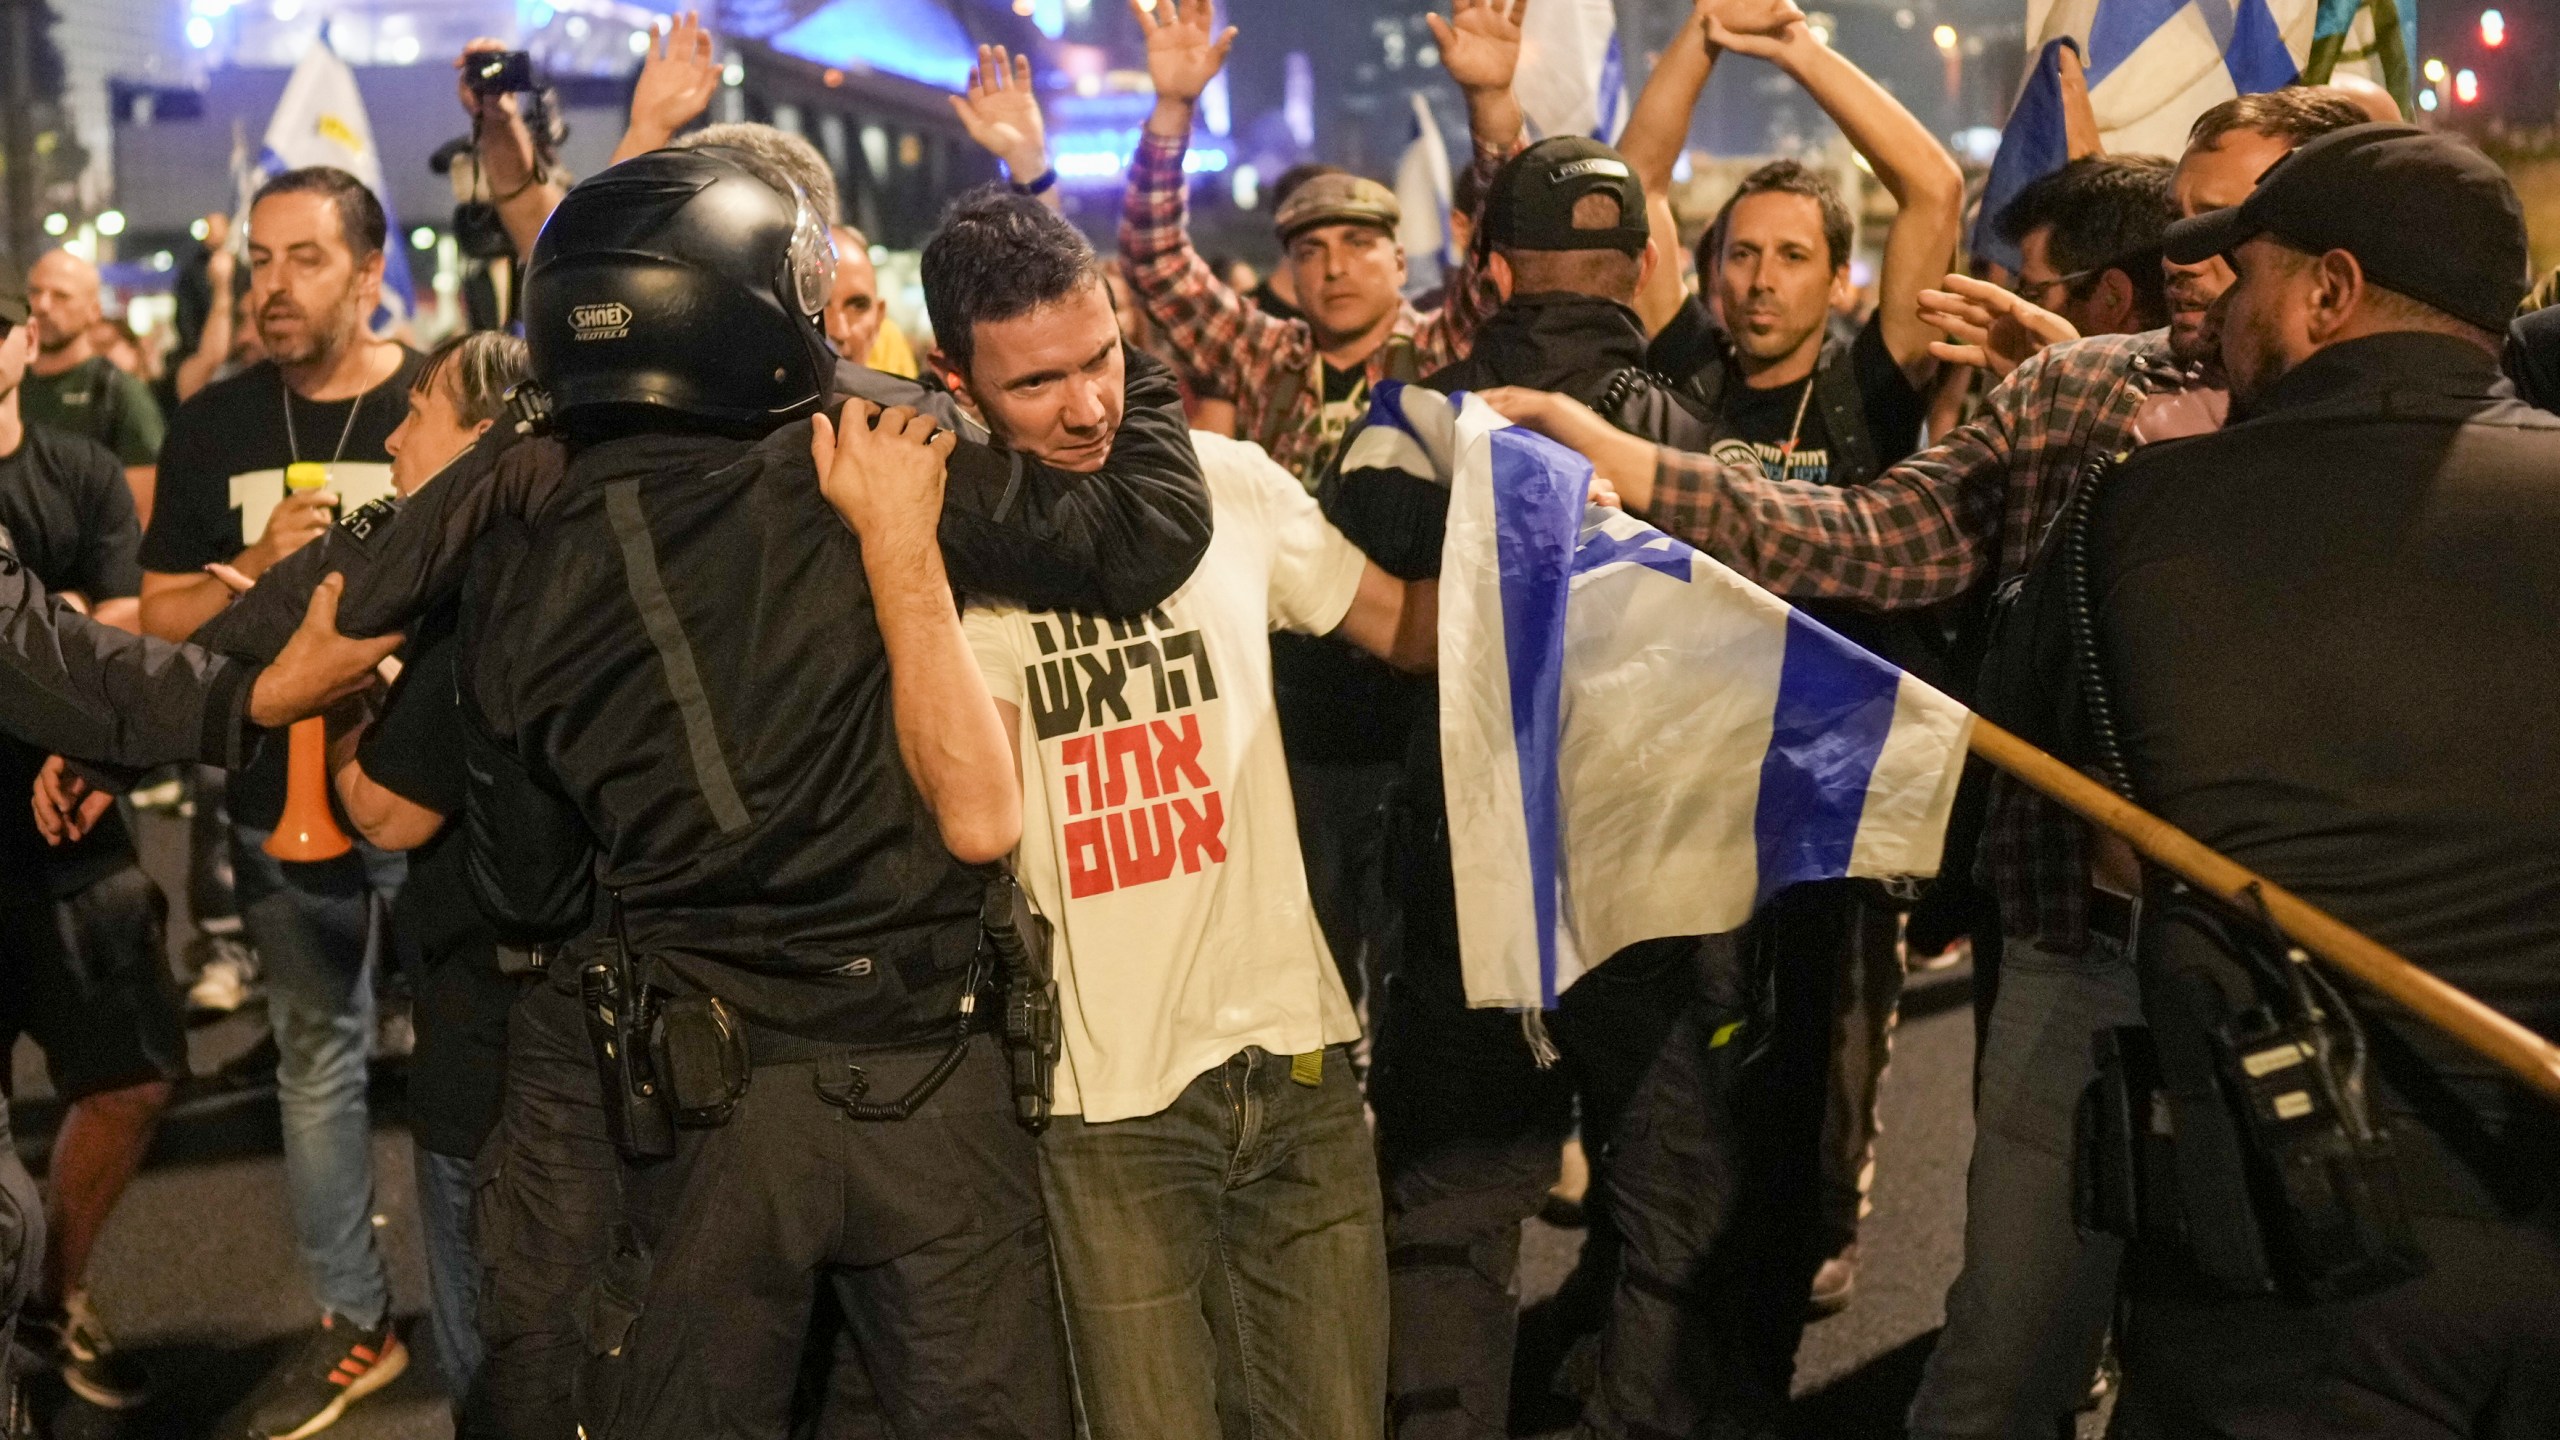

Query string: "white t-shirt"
[[967, 432, 1368, 1122]]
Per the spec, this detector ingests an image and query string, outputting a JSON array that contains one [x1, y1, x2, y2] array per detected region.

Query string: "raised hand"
[[1918, 272, 2080, 380], [813, 401, 957, 544], [950, 45, 1049, 180], [1131, 0, 1236, 107], [1704, 0, 1810, 59], [1428, 0, 1527, 95], [628, 12, 721, 149]]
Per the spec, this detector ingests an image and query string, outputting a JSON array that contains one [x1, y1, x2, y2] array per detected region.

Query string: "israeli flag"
[[1395, 94, 1457, 286], [256, 38, 416, 329], [1514, 0, 1629, 142], [2029, 0, 2316, 158], [1346, 387, 1972, 1011]]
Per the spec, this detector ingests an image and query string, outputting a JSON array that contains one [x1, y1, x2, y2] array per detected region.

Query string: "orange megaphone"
[[265, 462, 354, 863], [265, 717, 353, 861]]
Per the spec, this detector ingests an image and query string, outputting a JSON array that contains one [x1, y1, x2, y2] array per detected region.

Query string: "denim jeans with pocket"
[[1038, 1044, 1387, 1440], [232, 826, 405, 1329]]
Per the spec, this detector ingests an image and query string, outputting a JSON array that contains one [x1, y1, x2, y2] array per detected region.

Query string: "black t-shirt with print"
[[1700, 312, 1926, 485], [142, 352, 424, 829], [0, 426, 147, 897]]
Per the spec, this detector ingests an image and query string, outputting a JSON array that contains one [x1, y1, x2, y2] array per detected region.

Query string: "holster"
[[579, 924, 676, 1162], [983, 873, 1060, 1134], [652, 993, 751, 1128]]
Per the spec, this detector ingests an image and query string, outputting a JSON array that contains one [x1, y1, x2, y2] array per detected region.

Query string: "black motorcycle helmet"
[[523, 145, 836, 426]]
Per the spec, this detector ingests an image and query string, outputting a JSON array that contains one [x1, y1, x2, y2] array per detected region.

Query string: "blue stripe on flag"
[[2225, 0, 2300, 94], [1753, 609, 1902, 905], [1594, 35, 1625, 140], [1490, 432, 1581, 1008], [2085, 0, 2187, 86]]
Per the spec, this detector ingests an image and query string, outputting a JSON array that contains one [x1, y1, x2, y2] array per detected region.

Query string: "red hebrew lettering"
[[1064, 818, 1113, 898], [1107, 804, 1179, 887], [1101, 724, 1160, 807], [1060, 735, 1102, 816], [1171, 792, 1227, 873], [1150, 714, 1211, 793]]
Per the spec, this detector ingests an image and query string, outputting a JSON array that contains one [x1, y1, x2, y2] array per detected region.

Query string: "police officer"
[[450, 145, 1212, 1439], [1997, 123, 2560, 1435]]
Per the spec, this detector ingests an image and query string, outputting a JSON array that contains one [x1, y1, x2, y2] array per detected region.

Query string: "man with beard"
[[2008, 120, 2560, 1440], [1488, 86, 2369, 1440], [19, 251, 163, 526], [137, 165, 421, 1438]]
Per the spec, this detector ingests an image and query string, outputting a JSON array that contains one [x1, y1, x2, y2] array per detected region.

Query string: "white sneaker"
[[188, 937, 260, 1013]]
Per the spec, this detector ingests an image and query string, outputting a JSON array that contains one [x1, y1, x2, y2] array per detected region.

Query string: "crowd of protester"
[[0, 0, 2552, 1437]]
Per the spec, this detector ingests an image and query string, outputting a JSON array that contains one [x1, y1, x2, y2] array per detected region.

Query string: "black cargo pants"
[[476, 979, 1069, 1440]]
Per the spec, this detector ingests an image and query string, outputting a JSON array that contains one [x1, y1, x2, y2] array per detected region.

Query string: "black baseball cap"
[[2162, 121, 2527, 333], [0, 256, 23, 327], [1480, 137, 1650, 256]]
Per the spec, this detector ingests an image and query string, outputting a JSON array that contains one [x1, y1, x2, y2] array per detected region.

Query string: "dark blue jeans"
[[1038, 1045, 1387, 1439]]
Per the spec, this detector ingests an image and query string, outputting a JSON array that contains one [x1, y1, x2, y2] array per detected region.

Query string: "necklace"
[[281, 365, 366, 469], [1777, 372, 1815, 461]]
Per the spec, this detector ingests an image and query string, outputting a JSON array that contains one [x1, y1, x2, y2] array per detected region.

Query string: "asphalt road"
[[14, 808, 2004, 1440]]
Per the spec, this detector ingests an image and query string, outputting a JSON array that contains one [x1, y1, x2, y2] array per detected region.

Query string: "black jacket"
[[0, 544, 258, 770], [1427, 292, 1712, 449], [2000, 333, 2560, 1213], [196, 353, 1214, 660], [456, 359, 1214, 1044]]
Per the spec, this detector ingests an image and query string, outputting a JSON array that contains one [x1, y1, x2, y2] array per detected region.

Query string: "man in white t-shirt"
[[910, 188, 1434, 1438]]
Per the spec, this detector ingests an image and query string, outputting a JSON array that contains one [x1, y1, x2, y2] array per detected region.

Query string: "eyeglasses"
[[2008, 267, 2100, 305], [2008, 269, 2098, 304]]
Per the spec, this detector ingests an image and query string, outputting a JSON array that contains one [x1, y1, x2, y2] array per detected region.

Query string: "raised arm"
[[457, 39, 569, 262], [1712, 0, 1962, 381], [611, 12, 722, 164], [1119, 0, 1284, 398], [814, 402, 1021, 865], [950, 45, 1059, 213], [1482, 378, 2013, 609], [1618, 0, 1721, 194], [1412, 0, 1529, 361]]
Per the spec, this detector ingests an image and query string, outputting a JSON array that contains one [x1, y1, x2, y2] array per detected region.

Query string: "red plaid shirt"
[[1118, 129, 1499, 480], [1645, 329, 2208, 953]]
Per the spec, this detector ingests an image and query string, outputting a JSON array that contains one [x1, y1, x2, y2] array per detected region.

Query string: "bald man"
[[22, 252, 163, 527], [824, 224, 889, 369], [2317, 74, 2406, 125]]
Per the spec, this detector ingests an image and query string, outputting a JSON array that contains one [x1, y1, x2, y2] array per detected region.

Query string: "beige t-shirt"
[[966, 432, 1367, 1122]]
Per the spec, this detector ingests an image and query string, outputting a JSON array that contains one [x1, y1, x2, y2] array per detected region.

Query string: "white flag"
[[1513, 0, 1630, 142], [1394, 94, 1456, 278], [256, 39, 415, 325]]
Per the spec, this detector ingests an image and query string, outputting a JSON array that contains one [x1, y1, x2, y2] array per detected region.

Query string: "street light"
[[95, 209, 125, 236], [1932, 23, 1957, 51], [2480, 9, 2504, 48], [2454, 68, 2480, 104], [410, 225, 437, 249], [41, 213, 66, 236], [2424, 57, 2447, 84]]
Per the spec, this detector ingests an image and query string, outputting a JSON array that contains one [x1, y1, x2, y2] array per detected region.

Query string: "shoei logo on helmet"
[[570, 302, 633, 341]]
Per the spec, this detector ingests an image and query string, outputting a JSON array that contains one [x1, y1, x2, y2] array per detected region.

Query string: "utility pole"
[[0, 0, 38, 275]]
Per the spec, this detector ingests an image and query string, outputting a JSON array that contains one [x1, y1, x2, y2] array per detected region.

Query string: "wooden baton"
[[1966, 718, 2560, 1107]]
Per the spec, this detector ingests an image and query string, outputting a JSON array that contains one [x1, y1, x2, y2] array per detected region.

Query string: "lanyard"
[[281, 370, 366, 469]]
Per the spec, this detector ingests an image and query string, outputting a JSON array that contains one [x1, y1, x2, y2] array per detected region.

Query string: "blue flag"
[[1972, 38, 2082, 277]]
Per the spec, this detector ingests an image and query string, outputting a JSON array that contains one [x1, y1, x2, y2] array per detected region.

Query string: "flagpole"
[[1965, 719, 2560, 1105]]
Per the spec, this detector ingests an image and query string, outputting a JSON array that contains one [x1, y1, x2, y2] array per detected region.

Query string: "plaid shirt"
[[1646, 329, 2207, 953], [1118, 129, 1499, 481]]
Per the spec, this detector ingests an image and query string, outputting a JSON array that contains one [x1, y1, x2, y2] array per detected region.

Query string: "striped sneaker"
[[243, 1315, 408, 1440]]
